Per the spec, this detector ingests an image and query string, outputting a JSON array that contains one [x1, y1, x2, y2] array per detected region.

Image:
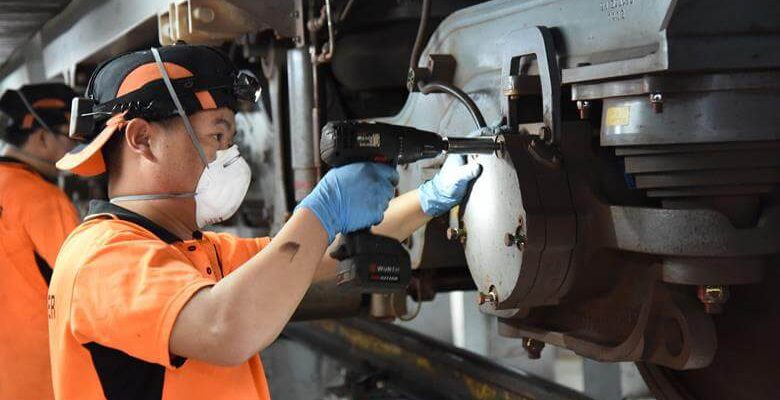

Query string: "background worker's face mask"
[[111, 47, 251, 229]]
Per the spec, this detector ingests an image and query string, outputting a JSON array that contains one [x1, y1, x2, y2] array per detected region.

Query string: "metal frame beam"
[[0, 0, 163, 91]]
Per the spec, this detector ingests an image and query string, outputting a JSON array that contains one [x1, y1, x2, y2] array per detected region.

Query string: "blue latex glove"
[[297, 162, 399, 243], [418, 155, 482, 216]]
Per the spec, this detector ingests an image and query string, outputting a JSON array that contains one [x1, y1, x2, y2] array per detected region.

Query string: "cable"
[[16, 91, 54, 134], [408, 0, 487, 131], [339, 0, 356, 22], [419, 81, 487, 129], [409, 0, 432, 71], [392, 279, 423, 322]]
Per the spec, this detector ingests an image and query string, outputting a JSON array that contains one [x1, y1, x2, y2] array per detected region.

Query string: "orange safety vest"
[[48, 200, 272, 399], [0, 157, 79, 400]]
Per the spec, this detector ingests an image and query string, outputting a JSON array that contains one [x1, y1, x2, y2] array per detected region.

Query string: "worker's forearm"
[[170, 208, 328, 364], [372, 189, 432, 241], [313, 240, 339, 282]]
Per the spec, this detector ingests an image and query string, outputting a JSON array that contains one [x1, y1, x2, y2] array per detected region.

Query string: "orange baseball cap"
[[57, 44, 258, 177], [0, 83, 75, 140]]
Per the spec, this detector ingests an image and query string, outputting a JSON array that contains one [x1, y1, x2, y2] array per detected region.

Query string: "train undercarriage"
[[2, 0, 778, 398]]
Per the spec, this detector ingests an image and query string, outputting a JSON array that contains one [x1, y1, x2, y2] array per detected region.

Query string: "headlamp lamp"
[[69, 46, 261, 141], [233, 71, 262, 103]]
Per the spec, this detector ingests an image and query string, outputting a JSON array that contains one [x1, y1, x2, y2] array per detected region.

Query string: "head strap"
[[16, 90, 54, 134], [150, 47, 209, 167]]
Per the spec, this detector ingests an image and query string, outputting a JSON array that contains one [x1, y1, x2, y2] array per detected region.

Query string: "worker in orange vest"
[[49, 44, 480, 399], [0, 83, 80, 400]]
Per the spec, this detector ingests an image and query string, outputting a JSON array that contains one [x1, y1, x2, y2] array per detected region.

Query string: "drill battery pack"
[[331, 229, 411, 293]]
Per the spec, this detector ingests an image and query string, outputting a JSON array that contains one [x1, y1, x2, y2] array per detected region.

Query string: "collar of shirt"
[[86, 200, 203, 244]]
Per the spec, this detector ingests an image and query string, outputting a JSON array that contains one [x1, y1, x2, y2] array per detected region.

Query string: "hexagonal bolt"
[[478, 288, 497, 306], [649, 92, 664, 113], [446, 227, 466, 241], [537, 126, 551, 141], [522, 337, 545, 360], [576, 100, 591, 120], [503, 75, 522, 97], [504, 232, 527, 250], [698, 285, 730, 314]]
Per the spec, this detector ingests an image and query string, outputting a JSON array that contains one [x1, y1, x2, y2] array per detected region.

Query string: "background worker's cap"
[[0, 83, 76, 138], [57, 43, 260, 177]]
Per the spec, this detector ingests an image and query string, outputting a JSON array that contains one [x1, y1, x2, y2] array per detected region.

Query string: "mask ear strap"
[[150, 47, 210, 168], [110, 192, 194, 203], [17, 90, 55, 135]]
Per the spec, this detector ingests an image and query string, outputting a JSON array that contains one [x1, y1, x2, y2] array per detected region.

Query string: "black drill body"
[[320, 120, 497, 293], [320, 120, 447, 167]]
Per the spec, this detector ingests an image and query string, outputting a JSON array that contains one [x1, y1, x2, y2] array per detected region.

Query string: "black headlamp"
[[233, 71, 261, 103], [68, 45, 260, 141]]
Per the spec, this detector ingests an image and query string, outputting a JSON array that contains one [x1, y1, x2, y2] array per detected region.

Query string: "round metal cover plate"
[[462, 152, 526, 308]]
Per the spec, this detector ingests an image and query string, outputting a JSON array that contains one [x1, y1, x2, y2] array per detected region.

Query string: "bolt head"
[[522, 337, 545, 359], [577, 100, 591, 119], [697, 285, 729, 314], [446, 228, 459, 241], [504, 233, 515, 247], [478, 290, 497, 305]]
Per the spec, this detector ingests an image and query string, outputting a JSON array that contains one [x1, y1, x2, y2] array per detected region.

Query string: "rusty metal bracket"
[[501, 26, 562, 145], [158, 0, 303, 45], [407, 54, 457, 92]]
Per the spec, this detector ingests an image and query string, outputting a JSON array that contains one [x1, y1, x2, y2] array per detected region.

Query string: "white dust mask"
[[109, 145, 251, 228], [110, 47, 252, 229], [193, 144, 251, 227]]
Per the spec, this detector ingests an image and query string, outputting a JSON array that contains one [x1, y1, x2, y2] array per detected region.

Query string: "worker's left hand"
[[418, 155, 482, 216]]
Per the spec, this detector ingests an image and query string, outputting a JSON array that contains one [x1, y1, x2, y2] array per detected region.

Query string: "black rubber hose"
[[419, 81, 487, 129], [409, 0, 432, 70]]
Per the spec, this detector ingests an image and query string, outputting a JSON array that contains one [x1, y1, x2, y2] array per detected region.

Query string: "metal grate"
[[0, 0, 72, 60]]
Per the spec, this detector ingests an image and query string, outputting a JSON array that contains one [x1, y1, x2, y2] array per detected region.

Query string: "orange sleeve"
[[22, 189, 79, 268], [207, 232, 271, 276], [69, 229, 214, 368]]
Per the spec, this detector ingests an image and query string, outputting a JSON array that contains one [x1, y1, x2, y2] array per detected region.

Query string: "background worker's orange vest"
[[0, 157, 79, 400]]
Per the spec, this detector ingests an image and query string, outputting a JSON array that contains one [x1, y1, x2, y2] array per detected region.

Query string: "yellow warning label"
[[605, 106, 630, 127]]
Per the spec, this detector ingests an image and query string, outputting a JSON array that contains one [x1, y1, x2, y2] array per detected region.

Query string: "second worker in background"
[[0, 83, 80, 400]]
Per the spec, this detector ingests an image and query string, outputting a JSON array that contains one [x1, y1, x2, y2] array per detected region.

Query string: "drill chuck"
[[445, 137, 501, 155]]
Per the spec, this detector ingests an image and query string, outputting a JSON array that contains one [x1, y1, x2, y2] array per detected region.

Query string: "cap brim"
[[56, 124, 119, 176]]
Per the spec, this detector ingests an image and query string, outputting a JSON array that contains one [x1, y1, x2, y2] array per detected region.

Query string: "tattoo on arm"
[[279, 241, 301, 262]]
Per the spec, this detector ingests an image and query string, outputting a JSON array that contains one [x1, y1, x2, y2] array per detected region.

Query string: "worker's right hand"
[[296, 162, 399, 243]]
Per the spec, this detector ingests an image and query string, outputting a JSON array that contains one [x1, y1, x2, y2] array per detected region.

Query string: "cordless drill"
[[319, 120, 499, 293]]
